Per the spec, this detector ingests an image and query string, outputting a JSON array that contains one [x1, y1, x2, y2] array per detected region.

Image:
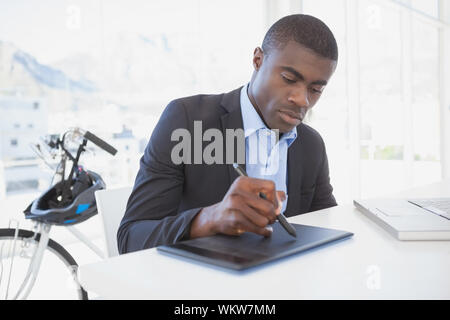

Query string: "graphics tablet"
[[157, 223, 353, 270]]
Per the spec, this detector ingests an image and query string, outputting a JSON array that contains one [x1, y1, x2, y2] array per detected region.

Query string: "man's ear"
[[252, 47, 264, 71]]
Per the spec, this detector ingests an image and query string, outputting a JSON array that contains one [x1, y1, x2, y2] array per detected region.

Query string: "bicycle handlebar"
[[83, 131, 118, 156]]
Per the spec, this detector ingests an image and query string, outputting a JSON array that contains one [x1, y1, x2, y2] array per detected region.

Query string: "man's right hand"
[[189, 176, 286, 239]]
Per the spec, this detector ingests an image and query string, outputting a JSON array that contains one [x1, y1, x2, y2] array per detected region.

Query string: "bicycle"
[[0, 128, 117, 300]]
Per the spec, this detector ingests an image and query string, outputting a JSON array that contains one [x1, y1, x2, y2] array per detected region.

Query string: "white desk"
[[79, 180, 450, 299]]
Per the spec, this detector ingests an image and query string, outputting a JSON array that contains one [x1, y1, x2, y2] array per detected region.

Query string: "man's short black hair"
[[262, 14, 338, 61]]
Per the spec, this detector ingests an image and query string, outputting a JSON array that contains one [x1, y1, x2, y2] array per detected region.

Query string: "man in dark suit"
[[117, 14, 338, 253]]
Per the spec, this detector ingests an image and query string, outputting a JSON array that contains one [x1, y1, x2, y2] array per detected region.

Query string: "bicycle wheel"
[[0, 228, 88, 300]]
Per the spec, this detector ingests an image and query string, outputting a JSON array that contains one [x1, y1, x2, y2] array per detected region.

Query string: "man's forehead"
[[269, 41, 334, 66], [266, 43, 336, 81]]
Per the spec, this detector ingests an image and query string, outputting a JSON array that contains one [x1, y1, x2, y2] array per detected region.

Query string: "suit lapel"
[[219, 87, 246, 186], [285, 132, 302, 217]]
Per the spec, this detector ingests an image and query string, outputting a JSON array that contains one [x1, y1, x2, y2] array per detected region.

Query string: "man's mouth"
[[278, 109, 303, 126]]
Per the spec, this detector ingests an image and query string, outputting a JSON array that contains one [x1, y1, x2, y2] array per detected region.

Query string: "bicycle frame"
[[1, 221, 51, 300], [1, 220, 105, 299], [0, 128, 116, 299]]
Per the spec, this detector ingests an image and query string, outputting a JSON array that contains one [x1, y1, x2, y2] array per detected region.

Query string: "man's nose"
[[287, 86, 310, 108]]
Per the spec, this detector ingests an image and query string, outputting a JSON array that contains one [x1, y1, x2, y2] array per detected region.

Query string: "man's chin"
[[267, 115, 301, 134], [275, 120, 301, 134]]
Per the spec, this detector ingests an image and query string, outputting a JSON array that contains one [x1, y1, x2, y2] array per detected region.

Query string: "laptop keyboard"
[[408, 198, 450, 220]]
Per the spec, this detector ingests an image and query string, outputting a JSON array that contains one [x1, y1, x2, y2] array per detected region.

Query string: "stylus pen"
[[232, 163, 297, 238]]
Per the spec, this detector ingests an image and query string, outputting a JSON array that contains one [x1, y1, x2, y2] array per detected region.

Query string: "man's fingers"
[[276, 191, 286, 202], [235, 176, 277, 202], [275, 191, 286, 216], [228, 213, 273, 237], [226, 177, 287, 230], [240, 202, 271, 227], [235, 189, 277, 223]]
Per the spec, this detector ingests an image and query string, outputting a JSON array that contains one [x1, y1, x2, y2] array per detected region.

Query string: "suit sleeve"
[[117, 100, 201, 253], [309, 139, 337, 212]]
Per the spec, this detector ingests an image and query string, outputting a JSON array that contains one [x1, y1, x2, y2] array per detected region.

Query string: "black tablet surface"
[[157, 223, 353, 270]]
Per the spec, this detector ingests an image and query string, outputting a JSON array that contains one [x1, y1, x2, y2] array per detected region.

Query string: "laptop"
[[157, 222, 353, 270], [354, 198, 450, 240]]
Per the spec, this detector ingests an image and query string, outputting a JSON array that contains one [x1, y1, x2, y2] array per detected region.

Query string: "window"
[[0, 0, 265, 195], [411, 18, 440, 183], [0, 0, 447, 202], [393, 0, 439, 18], [303, 0, 445, 202], [358, 0, 406, 198], [411, 0, 439, 18]]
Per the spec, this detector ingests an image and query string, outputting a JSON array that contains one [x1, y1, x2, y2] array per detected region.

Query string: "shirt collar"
[[240, 83, 298, 145], [240, 84, 266, 138]]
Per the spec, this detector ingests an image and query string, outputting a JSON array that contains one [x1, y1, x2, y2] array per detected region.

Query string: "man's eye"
[[282, 75, 295, 83], [311, 87, 323, 94]]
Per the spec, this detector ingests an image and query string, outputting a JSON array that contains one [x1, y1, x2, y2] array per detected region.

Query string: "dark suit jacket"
[[117, 87, 337, 253]]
